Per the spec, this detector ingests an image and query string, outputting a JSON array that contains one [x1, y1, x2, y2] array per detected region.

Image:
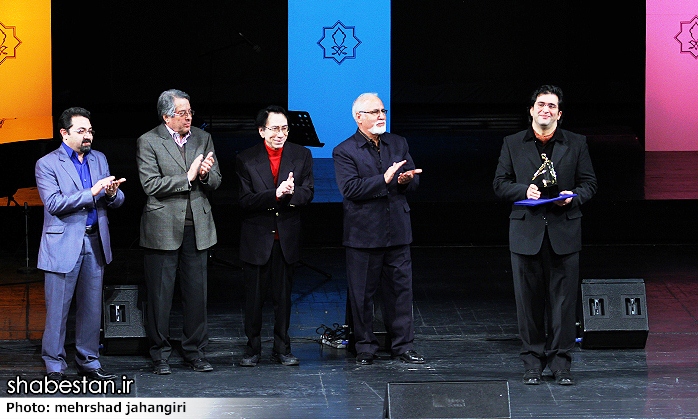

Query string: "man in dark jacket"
[[333, 92, 425, 366], [235, 105, 314, 367], [493, 85, 597, 386]]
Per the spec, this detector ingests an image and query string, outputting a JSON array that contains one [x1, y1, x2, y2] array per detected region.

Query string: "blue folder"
[[514, 194, 578, 206]]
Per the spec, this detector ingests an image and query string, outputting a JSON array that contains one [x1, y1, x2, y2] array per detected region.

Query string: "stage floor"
[[2, 120, 698, 417], [2, 244, 698, 418]]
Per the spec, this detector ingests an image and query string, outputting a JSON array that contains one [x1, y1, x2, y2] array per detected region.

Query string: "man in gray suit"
[[136, 89, 221, 375], [36, 107, 125, 382]]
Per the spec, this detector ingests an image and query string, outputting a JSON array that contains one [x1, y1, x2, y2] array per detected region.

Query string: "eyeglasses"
[[172, 109, 195, 117], [265, 125, 289, 134], [535, 102, 558, 110], [359, 109, 388, 116], [71, 128, 95, 136]]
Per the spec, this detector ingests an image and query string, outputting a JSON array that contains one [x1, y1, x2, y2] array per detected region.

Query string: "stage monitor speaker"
[[102, 284, 148, 354], [383, 381, 511, 419], [580, 278, 649, 349]]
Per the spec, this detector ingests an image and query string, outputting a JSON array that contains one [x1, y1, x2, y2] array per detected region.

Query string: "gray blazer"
[[35, 146, 125, 273], [136, 125, 221, 251]]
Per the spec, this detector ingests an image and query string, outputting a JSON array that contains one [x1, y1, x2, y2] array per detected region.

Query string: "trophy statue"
[[531, 153, 559, 198]]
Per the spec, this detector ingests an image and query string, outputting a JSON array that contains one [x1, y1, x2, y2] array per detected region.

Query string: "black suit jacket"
[[235, 141, 314, 265], [493, 128, 597, 255], [333, 131, 419, 249]]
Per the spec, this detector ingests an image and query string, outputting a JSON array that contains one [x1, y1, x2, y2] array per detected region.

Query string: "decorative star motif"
[[674, 15, 698, 59], [0, 21, 22, 66], [317, 21, 362, 65]]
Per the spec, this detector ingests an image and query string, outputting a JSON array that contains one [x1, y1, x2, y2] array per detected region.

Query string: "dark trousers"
[[144, 225, 209, 362], [346, 245, 415, 356], [242, 241, 294, 356], [511, 230, 579, 372]]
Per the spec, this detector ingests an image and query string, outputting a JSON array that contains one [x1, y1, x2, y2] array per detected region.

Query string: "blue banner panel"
[[288, 1, 391, 158]]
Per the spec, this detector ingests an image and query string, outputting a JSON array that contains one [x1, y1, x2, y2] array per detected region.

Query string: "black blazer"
[[493, 128, 597, 255], [235, 141, 314, 265], [333, 131, 419, 249]]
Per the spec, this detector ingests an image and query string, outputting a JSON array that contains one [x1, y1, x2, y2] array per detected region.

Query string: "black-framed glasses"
[[359, 109, 388, 116], [265, 125, 289, 134], [71, 128, 95, 136], [172, 109, 195, 117]]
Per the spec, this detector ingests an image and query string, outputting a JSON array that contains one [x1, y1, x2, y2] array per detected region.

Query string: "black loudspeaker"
[[580, 278, 649, 349], [383, 381, 511, 419], [102, 285, 148, 354]]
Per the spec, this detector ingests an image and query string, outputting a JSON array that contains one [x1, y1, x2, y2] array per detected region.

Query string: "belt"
[[85, 224, 97, 234]]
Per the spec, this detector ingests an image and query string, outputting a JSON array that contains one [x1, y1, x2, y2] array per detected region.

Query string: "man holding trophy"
[[493, 85, 597, 386]]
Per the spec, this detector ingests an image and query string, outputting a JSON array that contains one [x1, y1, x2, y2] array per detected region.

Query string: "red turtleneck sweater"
[[265, 142, 283, 240]]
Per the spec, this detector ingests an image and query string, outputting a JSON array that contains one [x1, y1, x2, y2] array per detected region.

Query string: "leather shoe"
[[271, 352, 300, 366], [397, 350, 425, 364], [186, 358, 213, 372], [47, 372, 66, 382], [554, 369, 575, 385], [356, 352, 375, 365], [153, 359, 171, 375], [239, 353, 260, 367], [523, 369, 542, 385], [77, 367, 116, 380]]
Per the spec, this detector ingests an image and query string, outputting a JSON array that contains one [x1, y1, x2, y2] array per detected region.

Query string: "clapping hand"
[[276, 172, 295, 198], [397, 169, 422, 185], [92, 176, 126, 197]]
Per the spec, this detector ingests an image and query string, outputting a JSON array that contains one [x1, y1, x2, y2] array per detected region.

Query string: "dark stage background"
[[5, 1, 694, 256], [48, 1, 645, 132]]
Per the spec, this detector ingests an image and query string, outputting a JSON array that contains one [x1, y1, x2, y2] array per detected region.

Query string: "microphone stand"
[[17, 202, 37, 274]]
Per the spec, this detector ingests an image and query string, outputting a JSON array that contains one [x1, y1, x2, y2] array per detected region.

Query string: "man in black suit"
[[333, 92, 425, 366], [493, 85, 597, 385], [235, 105, 314, 367]]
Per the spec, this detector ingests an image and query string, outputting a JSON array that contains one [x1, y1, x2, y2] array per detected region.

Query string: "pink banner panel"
[[646, 2, 698, 151]]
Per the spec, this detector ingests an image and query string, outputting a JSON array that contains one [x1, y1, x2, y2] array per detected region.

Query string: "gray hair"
[[157, 89, 190, 119], [352, 92, 380, 121]]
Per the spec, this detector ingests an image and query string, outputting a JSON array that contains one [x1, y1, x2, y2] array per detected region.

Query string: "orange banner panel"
[[0, 0, 52, 144]]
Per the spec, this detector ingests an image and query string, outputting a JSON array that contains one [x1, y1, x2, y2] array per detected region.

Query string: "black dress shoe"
[[271, 352, 300, 366], [397, 350, 425, 364], [356, 352, 375, 365], [153, 359, 171, 375], [77, 368, 117, 380], [186, 358, 213, 372], [239, 353, 260, 367], [523, 369, 542, 385], [47, 372, 66, 382], [554, 369, 575, 385]]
